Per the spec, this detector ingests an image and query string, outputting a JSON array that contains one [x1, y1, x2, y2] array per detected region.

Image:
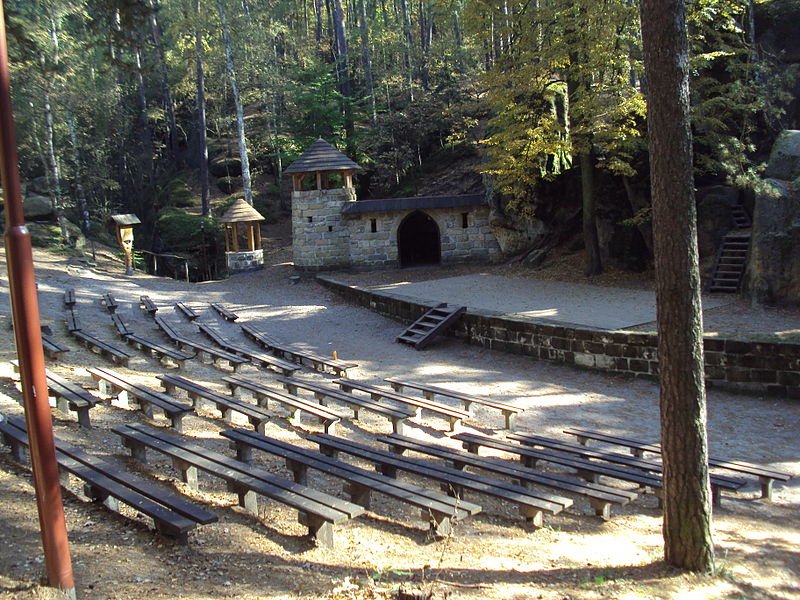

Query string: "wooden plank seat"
[[311, 433, 571, 528], [154, 315, 183, 342], [385, 376, 523, 430], [507, 432, 746, 503], [196, 323, 300, 376], [63, 288, 76, 307], [101, 292, 118, 313], [174, 302, 199, 321], [210, 303, 238, 322], [124, 334, 193, 368], [275, 375, 413, 435], [70, 330, 133, 366], [140, 296, 159, 316], [333, 379, 470, 432], [42, 334, 70, 360], [111, 313, 133, 338], [87, 367, 193, 431], [0, 415, 216, 544], [169, 336, 250, 372], [221, 374, 344, 434], [454, 432, 742, 508], [378, 433, 637, 520], [240, 323, 358, 377], [219, 427, 481, 537], [158, 374, 272, 434], [563, 427, 792, 501], [114, 422, 363, 548], [65, 309, 82, 332]]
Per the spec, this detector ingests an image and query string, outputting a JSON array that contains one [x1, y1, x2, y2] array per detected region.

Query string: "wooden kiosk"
[[220, 198, 265, 272], [110, 213, 141, 275]]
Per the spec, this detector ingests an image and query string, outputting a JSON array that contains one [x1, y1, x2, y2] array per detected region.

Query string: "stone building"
[[286, 139, 501, 271]]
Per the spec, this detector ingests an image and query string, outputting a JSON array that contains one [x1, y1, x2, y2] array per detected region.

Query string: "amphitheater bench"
[[311, 433, 570, 528], [158, 374, 271, 434], [111, 313, 133, 338], [154, 315, 183, 342], [171, 336, 250, 372], [125, 334, 193, 368], [65, 310, 82, 332], [385, 376, 523, 430], [114, 422, 363, 548], [88, 367, 193, 431], [275, 375, 413, 434], [334, 379, 469, 432], [563, 427, 791, 501], [42, 334, 70, 360], [70, 330, 133, 366], [101, 292, 118, 313], [222, 374, 344, 435], [63, 288, 76, 307], [140, 296, 159, 315], [378, 433, 637, 520], [0, 415, 216, 544], [210, 303, 238, 322], [174, 302, 198, 321], [219, 427, 480, 537], [196, 323, 300, 376]]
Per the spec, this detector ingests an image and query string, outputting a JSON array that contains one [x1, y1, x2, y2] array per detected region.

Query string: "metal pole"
[[0, 5, 76, 598]]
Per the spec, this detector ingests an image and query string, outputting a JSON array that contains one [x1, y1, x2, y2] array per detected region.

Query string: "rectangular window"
[[461, 213, 469, 228], [370, 218, 377, 233], [328, 225, 333, 232], [307, 216, 313, 223]]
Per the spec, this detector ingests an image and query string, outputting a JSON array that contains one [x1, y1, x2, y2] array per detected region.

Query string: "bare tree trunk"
[[331, 0, 354, 151], [217, 0, 254, 204], [358, 0, 377, 123], [580, 151, 602, 276], [66, 112, 89, 237], [43, 89, 69, 244], [195, 0, 210, 215], [640, 0, 715, 573], [149, 0, 179, 165]]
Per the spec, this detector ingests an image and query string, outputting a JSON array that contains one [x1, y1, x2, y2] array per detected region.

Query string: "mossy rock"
[[217, 175, 242, 194]]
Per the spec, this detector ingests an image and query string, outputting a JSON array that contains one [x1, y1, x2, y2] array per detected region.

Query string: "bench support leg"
[[519, 507, 544, 528], [427, 511, 452, 538], [56, 396, 70, 416], [174, 460, 198, 489], [76, 408, 92, 430], [288, 409, 302, 427], [154, 523, 189, 546], [760, 477, 773, 501], [322, 419, 337, 435], [234, 444, 253, 463], [286, 459, 308, 485], [235, 487, 257, 515], [448, 417, 462, 433], [503, 412, 516, 430], [140, 400, 155, 420], [299, 513, 334, 549], [589, 498, 612, 521], [711, 486, 722, 509], [441, 482, 464, 500], [392, 418, 406, 436], [346, 483, 371, 509], [123, 439, 147, 464], [171, 415, 186, 433]]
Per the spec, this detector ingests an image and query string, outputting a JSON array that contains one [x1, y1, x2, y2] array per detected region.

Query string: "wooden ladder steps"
[[396, 303, 466, 350]]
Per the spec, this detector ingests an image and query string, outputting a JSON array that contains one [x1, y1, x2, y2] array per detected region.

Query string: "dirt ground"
[[0, 243, 798, 600]]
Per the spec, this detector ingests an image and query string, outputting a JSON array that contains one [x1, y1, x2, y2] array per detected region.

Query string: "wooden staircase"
[[396, 303, 466, 350], [707, 201, 752, 294]]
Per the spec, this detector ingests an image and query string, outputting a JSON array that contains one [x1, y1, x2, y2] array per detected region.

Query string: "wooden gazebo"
[[219, 198, 265, 272]]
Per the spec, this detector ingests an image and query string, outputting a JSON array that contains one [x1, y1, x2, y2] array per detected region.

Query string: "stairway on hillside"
[[708, 203, 752, 293], [397, 304, 466, 350]]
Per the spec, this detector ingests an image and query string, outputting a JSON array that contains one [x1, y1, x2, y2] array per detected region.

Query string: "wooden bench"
[[275, 375, 413, 435], [42, 334, 70, 360], [196, 323, 300, 377], [210, 303, 238, 322], [171, 337, 249, 372], [220, 427, 481, 536], [88, 367, 193, 431], [508, 431, 746, 506], [10, 360, 100, 429], [111, 313, 133, 338], [70, 330, 133, 366], [379, 433, 637, 520], [101, 292, 118, 313], [125, 334, 193, 368], [63, 288, 76, 307], [158, 374, 272, 434], [65, 309, 82, 332], [174, 302, 199, 321], [140, 296, 159, 316], [385, 377, 523, 430], [334, 379, 470, 432], [114, 422, 363, 548], [221, 374, 344, 435], [0, 415, 217, 544], [240, 323, 358, 377], [154, 315, 183, 342], [563, 427, 792, 501], [311, 433, 571, 528]]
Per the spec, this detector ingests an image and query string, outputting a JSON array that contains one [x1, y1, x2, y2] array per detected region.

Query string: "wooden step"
[[396, 304, 466, 350]]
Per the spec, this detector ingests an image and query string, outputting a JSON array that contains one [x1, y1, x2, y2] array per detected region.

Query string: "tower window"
[[461, 213, 469, 228], [328, 225, 333, 232], [307, 216, 313, 223], [370, 219, 377, 233]]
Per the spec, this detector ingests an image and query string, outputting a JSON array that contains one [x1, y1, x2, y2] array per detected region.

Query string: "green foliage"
[[154, 210, 217, 254]]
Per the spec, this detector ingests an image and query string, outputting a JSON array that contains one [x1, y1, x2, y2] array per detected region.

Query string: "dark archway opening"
[[397, 211, 441, 267]]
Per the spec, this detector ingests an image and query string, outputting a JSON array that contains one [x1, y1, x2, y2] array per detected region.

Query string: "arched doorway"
[[397, 211, 441, 267]]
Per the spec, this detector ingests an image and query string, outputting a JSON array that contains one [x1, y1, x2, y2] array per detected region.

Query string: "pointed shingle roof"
[[284, 139, 361, 174], [219, 198, 265, 223]]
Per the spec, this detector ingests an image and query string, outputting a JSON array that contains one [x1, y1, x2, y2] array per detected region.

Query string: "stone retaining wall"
[[318, 276, 800, 399]]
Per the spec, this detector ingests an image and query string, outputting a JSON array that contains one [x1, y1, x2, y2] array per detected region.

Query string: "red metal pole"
[[0, 4, 76, 597]]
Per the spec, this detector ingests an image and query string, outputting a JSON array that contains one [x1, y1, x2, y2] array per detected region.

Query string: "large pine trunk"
[[194, 0, 210, 215], [640, 0, 715, 573]]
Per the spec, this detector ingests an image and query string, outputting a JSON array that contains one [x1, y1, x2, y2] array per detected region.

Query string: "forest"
[[3, 0, 798, 278]]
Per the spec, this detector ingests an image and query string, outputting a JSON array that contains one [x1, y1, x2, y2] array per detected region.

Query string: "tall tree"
[[194, 0, 209, 215], [639, 0, 715, 572]]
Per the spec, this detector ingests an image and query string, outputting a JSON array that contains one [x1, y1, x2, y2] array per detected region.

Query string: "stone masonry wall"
[[318, 276, 800, 399], [292, 188, 356, 270]]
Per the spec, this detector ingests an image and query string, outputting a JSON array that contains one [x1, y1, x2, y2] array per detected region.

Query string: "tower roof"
[[284, 139, 361, 174], [219, 198, 265, 223]]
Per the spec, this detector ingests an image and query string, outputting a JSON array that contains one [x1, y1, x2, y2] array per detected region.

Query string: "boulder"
[[216, 175, 242, 194], [23, 194, 54, 220], [763, 130, 800, 181], [209, 155, 242, 178], [488, 212, 547, 256]]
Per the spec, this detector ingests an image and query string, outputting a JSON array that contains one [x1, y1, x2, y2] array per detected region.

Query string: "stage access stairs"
[[396, 304, 466, 350]]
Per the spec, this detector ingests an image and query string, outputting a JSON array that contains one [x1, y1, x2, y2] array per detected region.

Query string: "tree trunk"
[[149, 0, 179, 165], [195, 0, 210, 215], [66, 112, 89, 237], [331, 0, 354, 152], [580, 151, 602, 276], [358, 0, 377, 123], [217, 0, 253, 204], [43, 89, 69, 244], [639, 0, 715, 573]]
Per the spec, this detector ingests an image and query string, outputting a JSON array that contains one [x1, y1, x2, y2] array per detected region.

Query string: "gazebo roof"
[[219, 198, 265, 223], [284, 139, 361, 174]]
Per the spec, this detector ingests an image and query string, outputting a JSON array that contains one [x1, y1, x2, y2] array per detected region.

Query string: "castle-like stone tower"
[[285, 139, 360, 270]]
